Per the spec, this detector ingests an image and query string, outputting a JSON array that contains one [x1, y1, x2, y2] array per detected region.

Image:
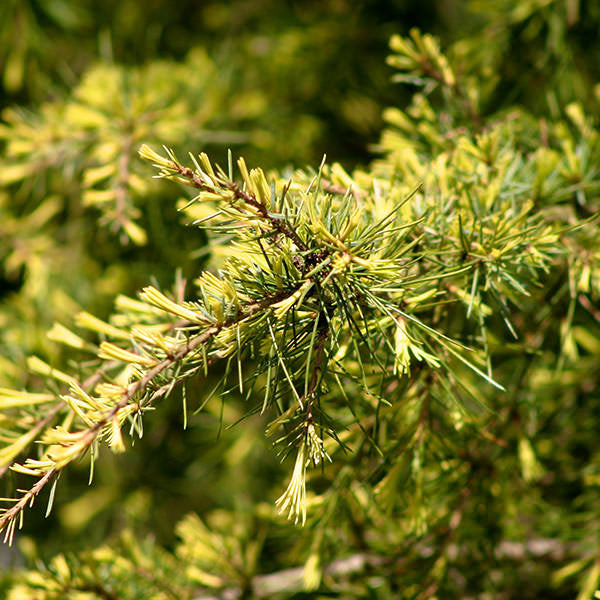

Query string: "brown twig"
[[304, 321, 329, 421], [0, 466, 56, 544], [579, 293, 600, 323], [174, 162, 308, 252], [113, 132, 133, 240]]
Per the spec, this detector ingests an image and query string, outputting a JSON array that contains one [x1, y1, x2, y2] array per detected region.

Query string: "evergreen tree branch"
[[139, 145, 309, 252], [0, 291, 288, 540], [0, 466, 56, 545]]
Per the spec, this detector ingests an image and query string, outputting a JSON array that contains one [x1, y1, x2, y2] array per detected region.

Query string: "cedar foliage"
[[0, 2, 599, 598]]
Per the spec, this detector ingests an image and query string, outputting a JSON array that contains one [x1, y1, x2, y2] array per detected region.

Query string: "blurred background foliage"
[[0, 0, 599, 598]]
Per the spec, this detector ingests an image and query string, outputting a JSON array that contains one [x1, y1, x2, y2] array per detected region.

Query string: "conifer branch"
[[0, 467, 56, 545], [1, 7, 599, 598], [140, 145, 309, 251], [0, 291, 288, 539]]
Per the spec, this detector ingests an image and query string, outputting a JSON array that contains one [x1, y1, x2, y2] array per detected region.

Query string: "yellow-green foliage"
[[0, 3, 599, 599], [0, 51, 266, 245]]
